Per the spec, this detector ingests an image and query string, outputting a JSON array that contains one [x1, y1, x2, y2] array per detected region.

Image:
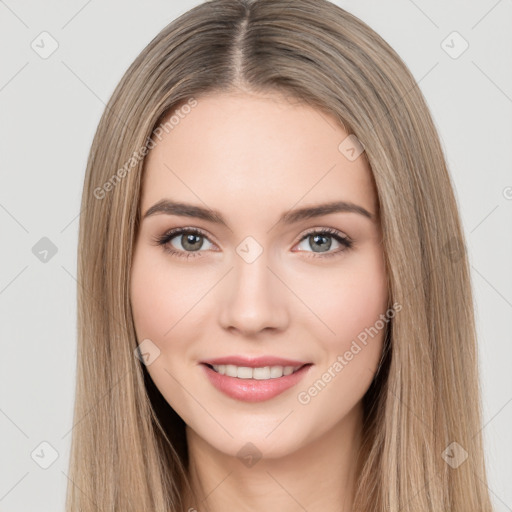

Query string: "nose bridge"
[[218, 245, 288, 334]]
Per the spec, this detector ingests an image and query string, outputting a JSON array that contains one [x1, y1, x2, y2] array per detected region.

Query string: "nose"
[[218, 252, 289, 337]]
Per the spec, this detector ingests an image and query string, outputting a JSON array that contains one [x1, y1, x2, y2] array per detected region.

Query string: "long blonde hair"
[[67, 0, 494, 510]]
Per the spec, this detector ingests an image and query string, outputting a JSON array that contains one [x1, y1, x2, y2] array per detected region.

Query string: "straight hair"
[[67, 1, 494, 510]]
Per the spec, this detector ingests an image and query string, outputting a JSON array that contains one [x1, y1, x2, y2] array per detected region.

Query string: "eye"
[[294, 228, 353, 258], [152, 227, 215, 259], [152, 226, 353, 260]]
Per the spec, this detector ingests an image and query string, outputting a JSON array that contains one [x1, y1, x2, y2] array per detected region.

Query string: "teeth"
[[211, 364, 302, 379]]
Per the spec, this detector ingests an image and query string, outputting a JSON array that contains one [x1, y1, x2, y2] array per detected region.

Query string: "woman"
[[67, 0, 494, 510]]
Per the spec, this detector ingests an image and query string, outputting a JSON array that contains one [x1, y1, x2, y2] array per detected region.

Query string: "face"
[[130, 91, 388, 459]]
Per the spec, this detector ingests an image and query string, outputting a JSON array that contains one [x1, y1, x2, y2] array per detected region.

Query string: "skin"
[[130, 90, 388, 512]]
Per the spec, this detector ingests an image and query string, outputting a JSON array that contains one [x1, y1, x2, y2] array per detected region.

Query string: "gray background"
[[1, 0, 511, 510]]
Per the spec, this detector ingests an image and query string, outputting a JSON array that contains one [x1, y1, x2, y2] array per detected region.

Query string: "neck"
[[182, 403, 364, 512]]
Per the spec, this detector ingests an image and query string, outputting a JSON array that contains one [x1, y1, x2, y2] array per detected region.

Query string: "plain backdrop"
[[1, 1, 511, 510]]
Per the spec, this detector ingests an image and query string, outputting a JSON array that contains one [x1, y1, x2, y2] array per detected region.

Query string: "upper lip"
[[201, 356, 310, 368]]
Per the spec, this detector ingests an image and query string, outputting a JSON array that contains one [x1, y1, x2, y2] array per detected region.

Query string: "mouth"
[[200, 358, 313, 402]]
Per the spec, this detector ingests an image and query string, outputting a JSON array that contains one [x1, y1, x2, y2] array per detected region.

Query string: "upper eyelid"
[[164, 226, 217, 245]]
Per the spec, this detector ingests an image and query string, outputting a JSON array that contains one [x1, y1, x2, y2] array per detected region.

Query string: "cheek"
[[130, 258, 171, 341], [293, 248, 388, 350], [292, 250, 388, 422], [130, 247, 210, 341], [129, 245, 221, 414]]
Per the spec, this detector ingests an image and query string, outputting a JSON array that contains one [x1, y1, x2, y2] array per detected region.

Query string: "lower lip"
[[201, 363, 312, 402]]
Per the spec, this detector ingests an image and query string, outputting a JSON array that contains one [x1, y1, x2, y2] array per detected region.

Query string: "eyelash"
[[152, 227, 353, 260]]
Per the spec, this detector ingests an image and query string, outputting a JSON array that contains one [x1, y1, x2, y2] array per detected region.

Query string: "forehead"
[[140, 91, 377, 219]]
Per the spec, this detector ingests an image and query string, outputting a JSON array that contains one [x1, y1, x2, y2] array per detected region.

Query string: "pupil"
[[311, 234, 331, 252], [183, 234, 202, 251]]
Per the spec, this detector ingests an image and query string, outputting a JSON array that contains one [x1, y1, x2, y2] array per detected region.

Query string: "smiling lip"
[[201, 355, 309, 367], [200, 355, 313, 402]]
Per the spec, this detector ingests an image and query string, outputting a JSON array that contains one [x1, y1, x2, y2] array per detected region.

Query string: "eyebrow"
[[142, 199, 375, 227]]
